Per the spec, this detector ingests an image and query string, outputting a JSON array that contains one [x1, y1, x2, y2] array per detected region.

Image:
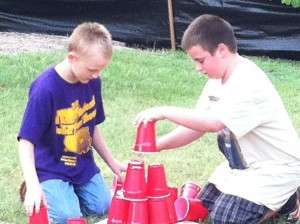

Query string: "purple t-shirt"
[[18, 66, 105, 184]]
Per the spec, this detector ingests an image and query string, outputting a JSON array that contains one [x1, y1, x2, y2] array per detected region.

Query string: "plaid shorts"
[[197, 183, 268, 224]]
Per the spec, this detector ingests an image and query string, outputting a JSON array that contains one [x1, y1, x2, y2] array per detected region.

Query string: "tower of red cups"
[[108, 158, 178, 224], [108, 121, 208, 224]]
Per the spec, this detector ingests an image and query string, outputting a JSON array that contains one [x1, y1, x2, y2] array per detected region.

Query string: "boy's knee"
[[49, 207, 82, 224], [89, 197, 111, 216], [81, 195, 111, 217]]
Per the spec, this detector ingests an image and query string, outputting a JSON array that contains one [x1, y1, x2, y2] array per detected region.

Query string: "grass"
[[0, 48, 299, 223]]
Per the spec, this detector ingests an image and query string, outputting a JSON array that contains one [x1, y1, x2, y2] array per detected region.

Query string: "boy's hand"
[[110, 159, 127, 183], [24, 183, 47, 216], [135, 107, 168, 126]]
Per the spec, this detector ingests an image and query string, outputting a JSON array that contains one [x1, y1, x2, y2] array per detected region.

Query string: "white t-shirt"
[[196, 56, 300, 211]]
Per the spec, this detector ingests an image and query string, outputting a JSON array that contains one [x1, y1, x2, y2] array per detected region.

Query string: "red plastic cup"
[[133, 120, 157, 153], [127, 199, 149, 224], [179, 181, 201, 199], [107, 191, 129, 224], [148, 197, 171, 224], [168, 186, 178, 204], [123, 158, 147, 199], [147, 163, 169, 197], [166, 192, 178, 223], [127, 158, 145, 169], [67, 218, 87, 224], [111, 174, 123, 196], [174, 197, 208, 222], [28, 205, 49, 224]]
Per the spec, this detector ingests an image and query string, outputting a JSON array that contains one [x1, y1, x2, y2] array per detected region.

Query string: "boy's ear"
[[67, 52, 76, 62], [216, 43, 228, 58]]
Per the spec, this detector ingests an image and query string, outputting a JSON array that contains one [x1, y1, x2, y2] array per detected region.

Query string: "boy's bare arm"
[[92, 127, 127, 179], [157, 125, 205, 151], [18, 138, 46, 216], [135, 106, 225, 133]]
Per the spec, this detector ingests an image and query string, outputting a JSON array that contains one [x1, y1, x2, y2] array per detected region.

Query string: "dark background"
[[0, 0, 299, 59]]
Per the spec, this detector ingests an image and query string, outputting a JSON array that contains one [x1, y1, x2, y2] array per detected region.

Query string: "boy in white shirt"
[[135, 14, 300, 223]]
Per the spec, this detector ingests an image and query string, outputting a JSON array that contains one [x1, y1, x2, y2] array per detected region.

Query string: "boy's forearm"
[[18, 139, 39, 185], [92, 127, 115, 166], [157, 126, 204, 151], [161, 106, 225, 132]]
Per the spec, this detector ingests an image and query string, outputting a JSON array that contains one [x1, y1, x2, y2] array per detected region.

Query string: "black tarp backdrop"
[[0, 0, 299, 59]]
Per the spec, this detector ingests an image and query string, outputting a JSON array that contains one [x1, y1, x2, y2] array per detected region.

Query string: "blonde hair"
[[68, 22, 113, 58]]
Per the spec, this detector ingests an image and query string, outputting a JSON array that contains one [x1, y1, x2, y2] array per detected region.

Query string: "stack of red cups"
[[147, 163, 178, 224], [108, 158, 148, 224], [108, 159, 179, 224]]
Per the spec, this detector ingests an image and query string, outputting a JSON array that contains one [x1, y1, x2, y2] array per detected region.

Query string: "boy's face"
[[187, 44, 225, 79], [69, 47, 110, 84]]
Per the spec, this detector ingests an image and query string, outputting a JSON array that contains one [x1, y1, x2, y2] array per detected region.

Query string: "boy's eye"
[[196, 59, 204, 64]]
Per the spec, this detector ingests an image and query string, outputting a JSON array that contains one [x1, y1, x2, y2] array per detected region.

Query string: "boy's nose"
[[195, 64, 203, 72]]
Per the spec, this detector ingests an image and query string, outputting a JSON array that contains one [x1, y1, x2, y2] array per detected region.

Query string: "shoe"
[[285, 200, 300, 224]]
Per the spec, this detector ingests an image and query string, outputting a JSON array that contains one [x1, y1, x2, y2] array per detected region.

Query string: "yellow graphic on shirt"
[[60, 155, 77, 166], [55, 96, 96, 155]]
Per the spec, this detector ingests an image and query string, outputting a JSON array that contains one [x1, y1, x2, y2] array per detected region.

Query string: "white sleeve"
[[213, 89, 261, 138]]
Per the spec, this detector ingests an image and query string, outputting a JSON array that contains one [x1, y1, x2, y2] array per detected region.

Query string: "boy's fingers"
[[25, 203, 34, 216], [35, 200, 42, 213]]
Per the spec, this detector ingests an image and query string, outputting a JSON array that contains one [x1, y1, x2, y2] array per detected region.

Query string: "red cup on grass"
[[174, 197, 208, 222], [28, 205, 48, 224], [148, 197, 171, 224], [179, 181, 201, 199], [123, 158, 147, 199], [147, 163, 169, 197], [134, 120, 157, 153], [127, 199, 149, 224], [67, 218, 87, 224], [107, 191, 129, 224]]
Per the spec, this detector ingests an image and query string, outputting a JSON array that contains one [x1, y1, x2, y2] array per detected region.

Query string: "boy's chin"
[[80, 79, 90, 84]]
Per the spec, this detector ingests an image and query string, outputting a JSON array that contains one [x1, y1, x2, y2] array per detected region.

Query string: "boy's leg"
[[197, 182, 221, 213], [259, 191, 300, 224], [277, 191, 300, 224], [285, 199, 300, 224], [198, 183, 268, 224], [210, 192, 268, 224], [41, 179, 82, 224], [74, 172, 111, 217]]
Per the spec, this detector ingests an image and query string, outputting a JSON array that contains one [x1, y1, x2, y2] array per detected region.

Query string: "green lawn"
[[0, 48, 299, 223]]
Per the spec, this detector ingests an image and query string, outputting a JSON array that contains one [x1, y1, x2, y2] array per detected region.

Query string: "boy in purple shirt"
[[18, 22, 126, 223]]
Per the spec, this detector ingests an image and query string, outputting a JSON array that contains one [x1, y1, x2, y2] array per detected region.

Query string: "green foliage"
[[0, 49, 299, 223], [281, 0, 300, 7]]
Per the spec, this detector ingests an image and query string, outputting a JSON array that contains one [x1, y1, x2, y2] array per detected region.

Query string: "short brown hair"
[[68, 22, 113, 58], [181, 14, 237, 54]]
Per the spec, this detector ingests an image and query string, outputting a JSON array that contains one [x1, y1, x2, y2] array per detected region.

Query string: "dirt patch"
[[0, 32, 68, 54], [0, 32, 126, 54]]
